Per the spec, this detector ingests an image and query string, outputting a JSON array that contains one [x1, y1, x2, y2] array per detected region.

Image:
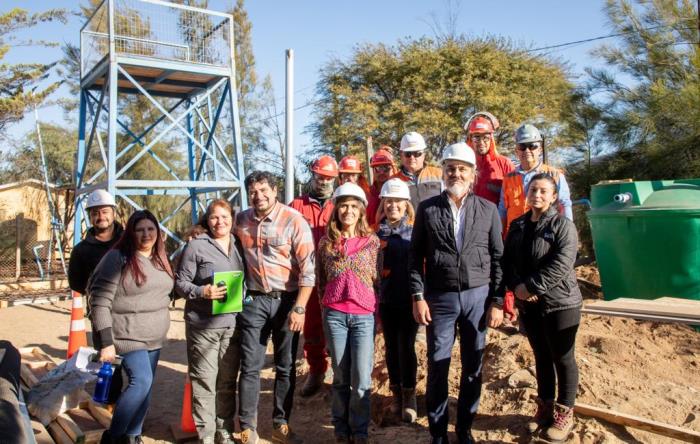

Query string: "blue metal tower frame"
[[73, 0, 247, 249]]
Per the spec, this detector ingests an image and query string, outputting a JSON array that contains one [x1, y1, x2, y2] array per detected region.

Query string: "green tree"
[[585, 0, 699, 179], [311, 37, 579, 162], [0, 7, 68, 132]]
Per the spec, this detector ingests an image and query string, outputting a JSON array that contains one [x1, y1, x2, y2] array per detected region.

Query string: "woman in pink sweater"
[[317, 183, 381, 444]]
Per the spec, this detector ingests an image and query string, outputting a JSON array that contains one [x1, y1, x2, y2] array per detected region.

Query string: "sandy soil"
[[1, 272, 699, 443]]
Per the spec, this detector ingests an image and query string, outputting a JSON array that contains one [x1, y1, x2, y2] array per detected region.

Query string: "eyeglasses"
[[471, 134, 491, 142], [517, 143, 542, 151], [401, 151, 424, 158], [373, 165, 391, 173]]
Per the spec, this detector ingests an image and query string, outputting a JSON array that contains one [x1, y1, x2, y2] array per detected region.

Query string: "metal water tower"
[[75, 0, 246, 246]]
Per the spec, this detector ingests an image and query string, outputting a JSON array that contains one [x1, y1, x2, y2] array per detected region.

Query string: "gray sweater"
[[175, 233, 245, 329], [89, 250, 173, 354]]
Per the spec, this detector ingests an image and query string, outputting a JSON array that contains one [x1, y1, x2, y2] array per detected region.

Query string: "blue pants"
[[425, 286, 488, 441], [109, 349, 160, 437], [322, 308, 375, 440]]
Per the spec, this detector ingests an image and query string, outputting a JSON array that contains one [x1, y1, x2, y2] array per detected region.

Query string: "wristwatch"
[[292, 305, 306, 315]]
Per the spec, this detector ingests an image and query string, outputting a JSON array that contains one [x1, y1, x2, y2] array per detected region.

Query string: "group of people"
[[67, 113, 582, 444]]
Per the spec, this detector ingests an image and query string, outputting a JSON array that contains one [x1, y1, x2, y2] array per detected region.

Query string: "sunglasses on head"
[[402, 151, 424, 158], [517, 142, 541, 151]]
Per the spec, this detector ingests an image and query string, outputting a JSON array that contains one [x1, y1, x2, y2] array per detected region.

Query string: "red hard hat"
[[370, 149, 393, 167], [311, 155, 339, 177], [338, 155, 363, 174], [467, 116, 494, 134]]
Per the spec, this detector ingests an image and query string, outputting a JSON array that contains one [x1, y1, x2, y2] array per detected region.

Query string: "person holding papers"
[[175, 199, 246, 444]]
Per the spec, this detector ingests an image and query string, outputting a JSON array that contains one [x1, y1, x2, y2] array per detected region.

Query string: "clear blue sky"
[[5, 0, 611, 158]]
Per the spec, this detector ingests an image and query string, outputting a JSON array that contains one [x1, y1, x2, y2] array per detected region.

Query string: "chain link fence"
[[0, 214, 67, 282]]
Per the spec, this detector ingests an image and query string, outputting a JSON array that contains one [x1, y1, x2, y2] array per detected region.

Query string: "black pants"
[[378, 303, 418, 389], [520, 305, 580, 407], [238, 292, 299, 430]]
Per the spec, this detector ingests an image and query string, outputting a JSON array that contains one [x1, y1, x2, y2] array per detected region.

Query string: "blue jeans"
[[425, 286, 488, 442], [109, 349, 160, 437], [322, 308, 374, 439]]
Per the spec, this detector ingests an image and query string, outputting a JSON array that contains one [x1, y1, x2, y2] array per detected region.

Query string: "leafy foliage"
[[310, 37, 579, 162], [0, 7, 68, 132]]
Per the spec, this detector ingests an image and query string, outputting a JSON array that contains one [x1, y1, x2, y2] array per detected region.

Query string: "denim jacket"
[[376, 217, 413, 305]]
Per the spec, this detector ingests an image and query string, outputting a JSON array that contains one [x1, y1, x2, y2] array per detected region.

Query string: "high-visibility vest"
[[502, 164, 562, 234]]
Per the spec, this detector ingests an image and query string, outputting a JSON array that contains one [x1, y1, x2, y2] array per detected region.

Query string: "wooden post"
[[15, 213, 22, 280], [365, 136, 374, 184]]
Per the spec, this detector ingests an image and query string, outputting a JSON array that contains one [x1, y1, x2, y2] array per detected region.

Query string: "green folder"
[[211, 271, 244, 314]]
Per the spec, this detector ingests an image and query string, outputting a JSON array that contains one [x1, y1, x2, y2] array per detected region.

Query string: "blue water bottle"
[[93, 362, 113, 404]]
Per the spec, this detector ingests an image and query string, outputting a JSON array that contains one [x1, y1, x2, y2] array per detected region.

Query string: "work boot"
[[545, 403, 575, 442], [389, 384, 402, 416], [401, 387, 417, 423], [239, 429, 259, 444], [300, 372, 324, 397], [271, 423, 303, 444], [526, 397, 554, 434], [198, 437, 215, 444]]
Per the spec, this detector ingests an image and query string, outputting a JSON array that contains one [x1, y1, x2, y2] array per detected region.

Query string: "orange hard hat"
[[338, 155, 363, 174], [467, 116, 495, 134], [370, 149, 393, 167], [311, 155, 339, 177]]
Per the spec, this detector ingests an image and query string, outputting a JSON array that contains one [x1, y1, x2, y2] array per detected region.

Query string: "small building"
[[0, 179, 73, 280]]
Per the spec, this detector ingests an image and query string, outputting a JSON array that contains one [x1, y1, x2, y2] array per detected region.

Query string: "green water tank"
[[587, 179, 700, 301]]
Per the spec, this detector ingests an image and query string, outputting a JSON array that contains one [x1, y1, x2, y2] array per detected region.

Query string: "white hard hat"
[[379, 178, 410, 200], [441, 142, 476, 166], [85, 189, 116, 209], [333, 182, 368, 207], [400, 132, 427, 152]]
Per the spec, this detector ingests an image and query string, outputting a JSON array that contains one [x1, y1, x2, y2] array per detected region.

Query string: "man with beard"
[[465, 112, 514, 205], [236, 171, 315, 444], [68, 189, 124, 403], [289, 155, 338, 397], [410, 143, 504, 444], [68, 189, 123, 295], [499, 124, 573, 235]]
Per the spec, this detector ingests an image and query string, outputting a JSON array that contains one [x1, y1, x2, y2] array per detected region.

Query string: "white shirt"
[[447, 192, 469, 251]]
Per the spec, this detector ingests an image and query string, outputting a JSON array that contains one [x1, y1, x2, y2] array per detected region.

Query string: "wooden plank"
[[581, 308, 699, 325], [20, 363, 39, 388], [66, 408, 105, 444], [87, 400, 112, 429], [31, 419, 54, 444], [47, 421, 74, 444], [575, 402, 700, 442], [55, 413, 86, 444], [584, 298, 700, 319]]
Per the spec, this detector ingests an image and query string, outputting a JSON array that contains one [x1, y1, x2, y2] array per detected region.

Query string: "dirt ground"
[[1, 268, 699, 443]]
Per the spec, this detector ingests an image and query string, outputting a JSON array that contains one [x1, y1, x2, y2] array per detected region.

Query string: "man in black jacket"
[[68, 190, 122, 295], [409, 142, 504, 444]]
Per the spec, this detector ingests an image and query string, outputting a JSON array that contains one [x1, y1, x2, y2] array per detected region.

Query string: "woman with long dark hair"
[[317, 183, 381, 444], [501, 173, 582, 442], [89, 210, 174, 444], [175, 199, 245, 444]]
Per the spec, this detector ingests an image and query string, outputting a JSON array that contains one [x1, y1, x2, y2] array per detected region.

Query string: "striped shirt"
[[235, 201, 316, 293]]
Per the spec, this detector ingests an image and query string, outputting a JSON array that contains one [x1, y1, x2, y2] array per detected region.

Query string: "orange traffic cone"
[[67, 291, 88, 359], [180, 374, 196, 433]]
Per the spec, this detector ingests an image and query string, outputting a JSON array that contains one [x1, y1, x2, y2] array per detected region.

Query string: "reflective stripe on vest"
[[503, 164, 561, 234]]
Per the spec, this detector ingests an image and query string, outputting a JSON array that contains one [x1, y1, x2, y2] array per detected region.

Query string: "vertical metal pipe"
[[107, 0, 117, 197], [228, 18, 248, 210], [74, 91, 87, 246], [285, 49, 294, 204]]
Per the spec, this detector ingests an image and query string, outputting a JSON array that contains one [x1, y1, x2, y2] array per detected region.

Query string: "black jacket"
[[502, 206, 582, 314], [68, 224, 123, 294], [409, 192, 503, 303]]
